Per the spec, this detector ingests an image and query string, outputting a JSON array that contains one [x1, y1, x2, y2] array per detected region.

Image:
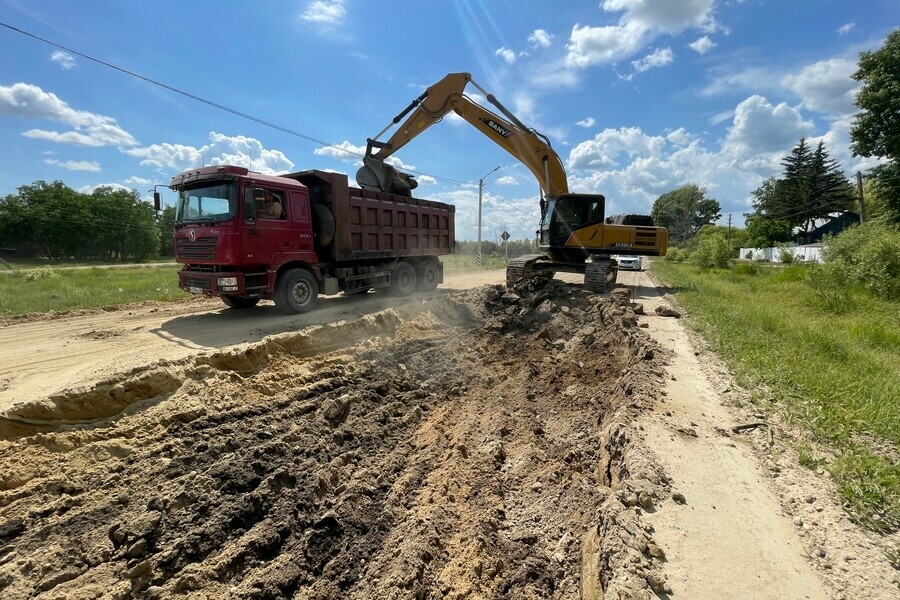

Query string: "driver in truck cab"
[[258, 190, 283, 219]]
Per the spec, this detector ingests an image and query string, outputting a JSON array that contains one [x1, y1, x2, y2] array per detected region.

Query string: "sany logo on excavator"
[[480, 118, 512, 138]]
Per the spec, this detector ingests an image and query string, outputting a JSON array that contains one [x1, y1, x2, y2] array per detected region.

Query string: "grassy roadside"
[[651, 260, 900, 535], [0, 254, 503, 317], [0, 265, 189, 316]]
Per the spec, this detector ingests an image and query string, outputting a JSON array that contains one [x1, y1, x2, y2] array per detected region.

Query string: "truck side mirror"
[[153, 192, 161, 211], [244, 187, 257, 221]]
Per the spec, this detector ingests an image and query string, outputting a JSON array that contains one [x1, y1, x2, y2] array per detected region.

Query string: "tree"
[[651, 184, 721, 245], [744, 214, 792, 247], [851, 29, 900, 223], [751, 139, 855, 235], [157, 205, 177, 257]]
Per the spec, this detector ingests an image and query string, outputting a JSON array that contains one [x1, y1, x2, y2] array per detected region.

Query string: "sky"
[[0, 1, 897, 242]]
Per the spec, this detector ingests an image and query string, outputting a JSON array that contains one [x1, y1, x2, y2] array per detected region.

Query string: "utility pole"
[[727, 214, 732, 246], [477, 165, 501, 267], [856, 171, 866, 224]]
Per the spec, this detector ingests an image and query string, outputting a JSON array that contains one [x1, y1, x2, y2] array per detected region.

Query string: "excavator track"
[[584, 259, 617, 294], [506, 254, 548, 288]]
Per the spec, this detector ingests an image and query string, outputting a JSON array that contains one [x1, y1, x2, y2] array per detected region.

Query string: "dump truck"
[[170, 165, 455, 314]]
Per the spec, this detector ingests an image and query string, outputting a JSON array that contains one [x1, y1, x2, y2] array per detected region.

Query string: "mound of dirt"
[[0, 278, 671, 599]]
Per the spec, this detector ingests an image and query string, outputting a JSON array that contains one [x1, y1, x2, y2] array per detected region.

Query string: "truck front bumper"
[[179, 270, 247, 295]]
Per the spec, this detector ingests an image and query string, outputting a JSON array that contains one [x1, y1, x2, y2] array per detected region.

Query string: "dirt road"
[[0, 268, 896, 599]]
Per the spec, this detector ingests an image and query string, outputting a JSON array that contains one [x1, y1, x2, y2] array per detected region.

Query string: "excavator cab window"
[[545, 196, 603, 233]]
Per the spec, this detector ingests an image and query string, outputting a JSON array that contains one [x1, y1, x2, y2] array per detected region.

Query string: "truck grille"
[[176, 236, 218, 260]]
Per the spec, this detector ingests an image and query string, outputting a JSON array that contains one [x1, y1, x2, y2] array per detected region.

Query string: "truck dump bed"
[[283, 170, 455, 262]]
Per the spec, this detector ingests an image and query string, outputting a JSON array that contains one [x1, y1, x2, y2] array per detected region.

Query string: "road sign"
[[501, 231, 510, 241]]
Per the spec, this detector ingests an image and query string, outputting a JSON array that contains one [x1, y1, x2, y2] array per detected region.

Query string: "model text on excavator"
[[356, 72, 668, 291]]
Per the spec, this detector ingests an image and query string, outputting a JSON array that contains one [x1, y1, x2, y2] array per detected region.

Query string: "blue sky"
[[1, 1, 897, 241]]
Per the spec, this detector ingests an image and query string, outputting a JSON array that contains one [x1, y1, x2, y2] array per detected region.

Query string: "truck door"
[[241, 186, 299, 266]]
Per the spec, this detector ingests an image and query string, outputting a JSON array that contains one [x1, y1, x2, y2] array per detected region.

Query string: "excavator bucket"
[[355, 156, 417, 197]]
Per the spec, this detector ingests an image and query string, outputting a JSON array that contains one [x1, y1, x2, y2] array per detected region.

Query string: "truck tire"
[[221, 295, 260, 309], [416, 259, 440, 292], [389, 261, 416, 296], [275, 268, 318, 314]]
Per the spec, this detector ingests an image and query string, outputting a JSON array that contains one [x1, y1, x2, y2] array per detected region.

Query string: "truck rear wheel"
[[276, 268, 318, 314], [221, 295, 260, 309], [416, 259, 440, 292], [390, 261, 416, 296]]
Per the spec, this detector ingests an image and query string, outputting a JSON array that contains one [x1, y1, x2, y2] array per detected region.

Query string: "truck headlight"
[[217, 276, 238, 291]]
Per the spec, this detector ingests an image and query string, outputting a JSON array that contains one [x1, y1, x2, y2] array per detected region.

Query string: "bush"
[[823, 223, 900, 300], [804, 262, 852, 312], [691, 233, 732, 269], [731, 262, 759, 276], [779, 247, 795, 264], [664, 247, 687, 262]]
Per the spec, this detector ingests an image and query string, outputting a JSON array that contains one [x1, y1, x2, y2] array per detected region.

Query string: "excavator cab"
[[540, 194, 605, 252]]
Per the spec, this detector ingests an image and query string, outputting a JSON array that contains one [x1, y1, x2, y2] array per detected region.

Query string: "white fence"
[[738, 244, 824, 263]]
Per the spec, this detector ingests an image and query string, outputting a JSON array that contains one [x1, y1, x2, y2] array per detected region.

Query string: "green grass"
[[652, 260, 900, 533], [0, 265, 188, 316], [441, 253, 508, 273]]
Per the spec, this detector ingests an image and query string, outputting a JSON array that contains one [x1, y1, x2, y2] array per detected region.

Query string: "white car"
[[615, 255, 642, 271]]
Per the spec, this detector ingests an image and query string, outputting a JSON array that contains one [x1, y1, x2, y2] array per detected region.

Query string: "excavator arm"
[[356, 72, 568, 198]]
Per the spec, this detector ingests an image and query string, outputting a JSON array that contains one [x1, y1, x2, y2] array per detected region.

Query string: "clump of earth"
[[0, 277, 672, 599]]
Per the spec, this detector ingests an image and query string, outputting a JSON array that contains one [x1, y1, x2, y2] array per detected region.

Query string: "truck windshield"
[[175, 183, 237, 224]]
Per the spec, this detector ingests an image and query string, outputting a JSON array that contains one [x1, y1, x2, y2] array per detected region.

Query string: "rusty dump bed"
[[283, 170, 455, 262]]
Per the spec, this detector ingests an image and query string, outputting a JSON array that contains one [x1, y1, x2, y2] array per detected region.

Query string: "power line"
[[0, 21, 470, 188]]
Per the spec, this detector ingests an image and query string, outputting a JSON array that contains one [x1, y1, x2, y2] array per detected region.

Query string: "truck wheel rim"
[[292, 283, 311, 304]]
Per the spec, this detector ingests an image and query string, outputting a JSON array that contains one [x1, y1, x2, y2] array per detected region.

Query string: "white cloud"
[[688, 35, 715, 54], [313, 140, 365, 162], [837, 22, 854, 36], [666, 127, 693, 146], [528, 29, 554, 48], [496, 175, 518, 185], [299, 0, 346, 29], [495, 47, 516, 64], [576, 117, 596, 128], [384, 155, 416, 171], [709, 109, 733, 125], [601, 0, 717, 34], [722, 95, 815, 172], [123, 176, 152, 186], [124, 132, 294, 175], [568, 126, 667, 170], [632, 47, 673, 72], [76, 182, 132, 195], [50, 51, 76, 70], [43, 158, 100, 172], [566, 0, 716, 68], [780, 58, 859, 116], [416, 175, 437, 186], [0, 83, 138, 148], [565, 21, 648, 68]]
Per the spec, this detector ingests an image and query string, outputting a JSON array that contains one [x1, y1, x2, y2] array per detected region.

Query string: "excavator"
[[356, 72, 668, 292]]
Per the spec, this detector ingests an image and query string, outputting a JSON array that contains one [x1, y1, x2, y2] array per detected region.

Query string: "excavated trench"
[[0, 278, 673, 599]]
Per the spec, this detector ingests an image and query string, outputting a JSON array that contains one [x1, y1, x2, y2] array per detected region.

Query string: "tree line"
[[0, 181, 175, 261]]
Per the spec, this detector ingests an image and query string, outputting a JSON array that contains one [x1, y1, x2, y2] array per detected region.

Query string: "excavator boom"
[[357, 72, 568, 198]]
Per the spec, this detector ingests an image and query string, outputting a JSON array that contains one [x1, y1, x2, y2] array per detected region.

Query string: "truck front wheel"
[[276, 269, 318, 314], [390, 261, 417, 297], [221, 295, 260, 309]]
